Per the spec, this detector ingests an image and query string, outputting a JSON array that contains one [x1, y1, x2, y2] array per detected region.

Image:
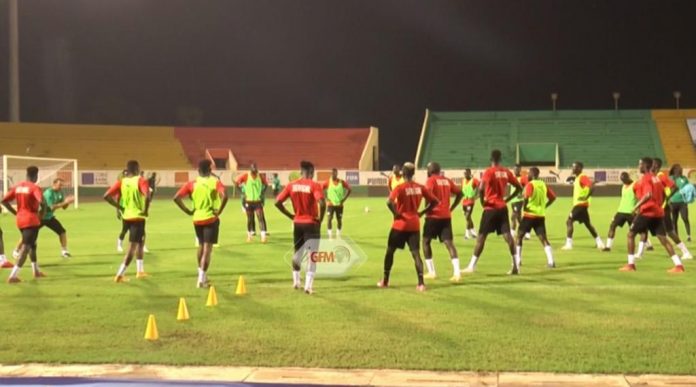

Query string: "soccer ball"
[[364, 206, 370, 213]]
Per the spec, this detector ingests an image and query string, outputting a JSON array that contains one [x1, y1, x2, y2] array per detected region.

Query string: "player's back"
[[13, 181, 42, 214], [482, 166, 516, 209], [287, 178, 322, 223], [426, 174, 458, 218]]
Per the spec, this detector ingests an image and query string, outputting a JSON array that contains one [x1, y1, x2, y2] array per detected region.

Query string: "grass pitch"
[[0, 197, 695, 374]]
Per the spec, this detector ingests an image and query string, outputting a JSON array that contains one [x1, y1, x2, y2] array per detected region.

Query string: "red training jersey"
[[481, 166, 520, 210], [2, 181, 43, 229], [276, 178, 324, 224], [389, 181, 438, 232], [425, 174, 461, 219], [634, 172, 664, 218]]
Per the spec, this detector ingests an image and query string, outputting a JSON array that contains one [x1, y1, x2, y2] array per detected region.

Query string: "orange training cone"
[[144, 314, 159, 341], [177, 298, 190, 321], [206, 285, 218, 306], [235, 275, 247, 295]]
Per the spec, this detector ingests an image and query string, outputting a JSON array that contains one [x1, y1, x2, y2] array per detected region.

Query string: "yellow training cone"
[[144, 314, 159, 341], [177, 298, 190, 321], [235, 275, 247, 295], [206, 285, 218, 307]]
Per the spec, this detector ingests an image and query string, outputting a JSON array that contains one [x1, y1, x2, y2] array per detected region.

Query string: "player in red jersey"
[[275, 161, 326, 294], [422, 162, 463, 282], [2, 166, 47, 283], [104, 160, 152, 282], [235, 163, 269, 243], [463, 150, 522, 275], [461, 168, 480, 239], [652, 157, 692, 260], [378, 162, 439, 291], [620, 157, 684, 273]]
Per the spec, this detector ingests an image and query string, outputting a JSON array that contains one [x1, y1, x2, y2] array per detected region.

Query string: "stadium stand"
[[174, 127, 378, 170], [652, 109, 696, 167], [0, 123, 190, 169], [416, 110, 667, 168]]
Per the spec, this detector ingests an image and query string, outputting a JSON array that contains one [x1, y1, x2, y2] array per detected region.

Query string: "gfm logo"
[[309, 246, 351, 263]]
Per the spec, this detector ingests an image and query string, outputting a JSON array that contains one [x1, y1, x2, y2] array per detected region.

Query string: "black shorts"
[[327, 206, 344, 219], [423, 218, 453, 242], [293, 223, 320, 252], [630, 215, 666, 236], [388, 229, 420, 251], [20, 226, 40, 247], [569, 205, 591, 224], [462, 204, 474, 215], [518, 216, 546, 236], [663, 209, 675, 232], [245, 202, 264, 212], [41, 217, 66, 235], [124, 220, 146, 243], [195, 219, 220, 244], [612, 213, 634, 228], [479, 207, 511, 236], [511, 201, 523, 214]]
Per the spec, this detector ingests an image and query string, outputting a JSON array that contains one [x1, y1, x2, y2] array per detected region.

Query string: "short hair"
[[491, 150, 502, 163], [52, 178, 64, 184], [300, 160, 314, 171], [653, 157, 662, 168], [126, 160, 139, 174], [464, 168, 471, 173], [529, 167, 540, 177], [198, 159, 212, 174], [332, 168, 338, 173], [620, 172, 630, 180], [26, 166, 39, 180], [573, 161, 584, 169], [428, 161, 441, 174], [669, 164, 681, 176], [514, 163, 521, 168], [640, 157, 653, 170], [402, 162, 416, 178]]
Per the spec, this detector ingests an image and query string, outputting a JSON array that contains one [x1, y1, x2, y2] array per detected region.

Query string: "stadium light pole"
[[612, 92, 620, 111], [8, 0, 20, 122], [673, 91, 681, 110], [550, 92, 558, 112]]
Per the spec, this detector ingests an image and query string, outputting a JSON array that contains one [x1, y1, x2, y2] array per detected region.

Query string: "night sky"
[[1, 0, 695, 167]]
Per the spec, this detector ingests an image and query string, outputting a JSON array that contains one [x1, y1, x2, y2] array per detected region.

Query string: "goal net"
[[0, 155, 79, 208]]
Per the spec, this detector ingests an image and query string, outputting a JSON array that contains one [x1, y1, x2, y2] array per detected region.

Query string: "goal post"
[[1, 155, 79, 208], [515, 143, 559, 168]]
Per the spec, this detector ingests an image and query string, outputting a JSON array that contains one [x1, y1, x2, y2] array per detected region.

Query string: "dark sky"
[[1, 0, 695, 167]]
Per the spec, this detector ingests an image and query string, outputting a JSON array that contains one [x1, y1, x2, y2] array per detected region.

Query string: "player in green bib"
[[175, 159, 228, 288], [602, 172, 644, 252], [509, 164, 530, 239], [562, 161, 605, 250], [104, 160, 152, 282], [515, 167, 557, 269], [235, 163, 269, 243], [669, 164, 692, 242], [322, 168, 352, 238]]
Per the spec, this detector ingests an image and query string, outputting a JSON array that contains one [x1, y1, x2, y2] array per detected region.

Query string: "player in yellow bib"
[[174, 160, 228, 288], [387, 164, 404, 192], [322, 168, 352, 238], [235, 163, 269, 243], [562, 161, 605, 250], [104, 160, 152, 282], [515, 167, 557, 269], [602, 172, 644, 252]]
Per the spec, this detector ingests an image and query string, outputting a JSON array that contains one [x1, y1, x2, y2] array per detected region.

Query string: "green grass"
[[1, 197, 695, 374]]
